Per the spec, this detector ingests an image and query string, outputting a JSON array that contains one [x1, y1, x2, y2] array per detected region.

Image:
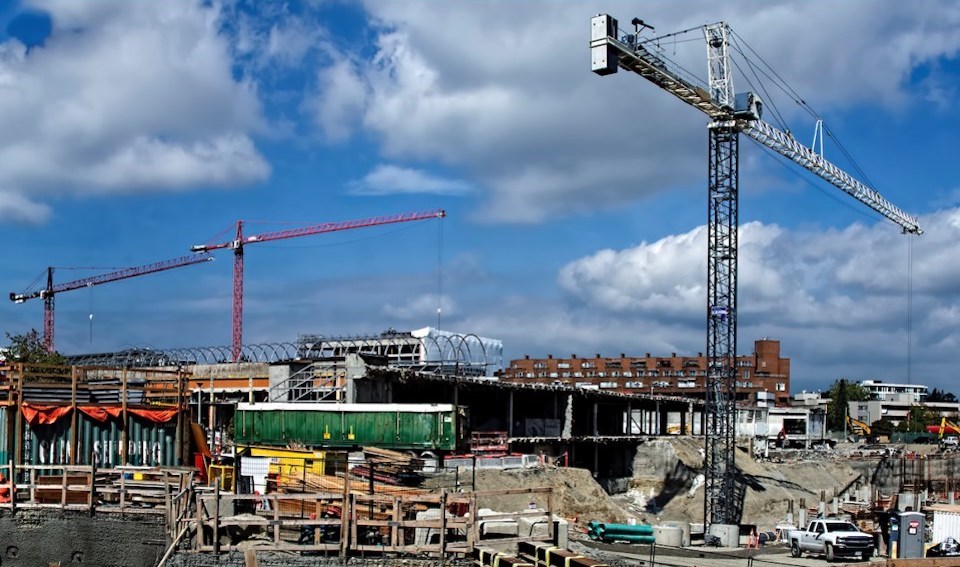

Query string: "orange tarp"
[[21, 404, 178, 425], [78, 406, 122, 422], [128, 408, 178, 423], [20, 404, 72, 425]]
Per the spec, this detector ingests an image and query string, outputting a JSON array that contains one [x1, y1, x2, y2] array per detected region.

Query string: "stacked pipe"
[[586, 521, 655, 544]]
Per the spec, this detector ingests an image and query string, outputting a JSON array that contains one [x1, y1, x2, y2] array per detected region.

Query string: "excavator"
[[926, 417, 960, 449], [846, 415, 871, 438]]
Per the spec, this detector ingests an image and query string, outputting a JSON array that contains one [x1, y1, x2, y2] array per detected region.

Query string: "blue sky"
[[0, 1, 958, 393]]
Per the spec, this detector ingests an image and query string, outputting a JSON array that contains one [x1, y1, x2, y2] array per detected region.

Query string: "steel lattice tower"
[[705, 125, 740, 527]]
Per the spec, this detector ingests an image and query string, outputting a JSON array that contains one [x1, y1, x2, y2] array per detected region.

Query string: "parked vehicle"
[[787, 520, 874, 562], [927, 537, 960, 557]]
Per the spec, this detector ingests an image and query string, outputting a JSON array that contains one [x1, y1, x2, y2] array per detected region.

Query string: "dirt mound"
[[427, 467, 631, 525], [622, 439, 865, 530]]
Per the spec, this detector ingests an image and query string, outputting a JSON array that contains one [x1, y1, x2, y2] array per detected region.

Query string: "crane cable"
[[436, 213, 444, 329], [906, 236, 914, 384]]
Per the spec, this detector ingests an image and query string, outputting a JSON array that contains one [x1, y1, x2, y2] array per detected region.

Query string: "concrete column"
[[592, 401, 598, 436], [562, 395, 573, 439], [655, 400, 661, 435], [626, 402, 632, 435], [507, 391, 514, 437]]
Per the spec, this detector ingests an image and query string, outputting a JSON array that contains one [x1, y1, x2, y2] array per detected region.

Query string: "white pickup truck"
[[787, 519, 875, 562]]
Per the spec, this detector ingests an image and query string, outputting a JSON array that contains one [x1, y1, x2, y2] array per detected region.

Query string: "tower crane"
[[590, 15, 922, 532], [190, 209, 446, 363], [10, 253, 214, 352]]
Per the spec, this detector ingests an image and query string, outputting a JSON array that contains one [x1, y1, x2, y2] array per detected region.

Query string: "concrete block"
[[415, 508, 441, 546], [518, 514, 569, 549]]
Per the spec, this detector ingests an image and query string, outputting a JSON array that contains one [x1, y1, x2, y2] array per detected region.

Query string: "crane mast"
[[191, 209, 446, 362], [10, 253, 214, 352], [590, 14, 922, 533]]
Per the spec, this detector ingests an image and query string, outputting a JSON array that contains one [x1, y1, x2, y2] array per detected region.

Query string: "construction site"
[[0, 7, 954, 567]]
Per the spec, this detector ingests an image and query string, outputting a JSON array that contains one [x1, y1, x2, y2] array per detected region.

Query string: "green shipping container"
[[24, 410, 179, 467], [0, 406, 9, 465], [235, 403, 458, 451]]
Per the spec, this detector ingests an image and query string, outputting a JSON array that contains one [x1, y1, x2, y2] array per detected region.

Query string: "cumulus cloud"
[[551, 208, 960, 386], [0, 191, 51, 224], [0, 0, 269, 223], [348, 165, 472, 196], [306, 1, 960, 222]]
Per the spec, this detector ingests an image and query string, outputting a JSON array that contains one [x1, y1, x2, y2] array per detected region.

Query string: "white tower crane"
[[590, 14, 922, 538]]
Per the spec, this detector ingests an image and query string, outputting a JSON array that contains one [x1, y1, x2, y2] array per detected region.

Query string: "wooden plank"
[[121, 369, 128, 465], [272, 495, 280, 543], [213, 482, 220, 555]]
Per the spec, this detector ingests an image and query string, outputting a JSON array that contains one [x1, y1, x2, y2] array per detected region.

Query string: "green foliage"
[[928, 388, 958, 403], [826, 379, 870, 431], [869, 419, 895, 438], [3, 329, 66, 365], [895, 404, 941, 433]]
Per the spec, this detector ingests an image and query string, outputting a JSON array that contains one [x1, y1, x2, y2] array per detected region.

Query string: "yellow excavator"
[[938, 417, 960, 439], [846, 414, 871, 437]]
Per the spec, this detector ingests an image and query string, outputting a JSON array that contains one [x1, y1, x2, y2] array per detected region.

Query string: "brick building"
[[499, 339, 790, 404]]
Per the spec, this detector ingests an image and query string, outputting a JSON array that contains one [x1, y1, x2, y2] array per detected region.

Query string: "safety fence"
[[0, 463, 192, 538], [190, 486, 555, 556]]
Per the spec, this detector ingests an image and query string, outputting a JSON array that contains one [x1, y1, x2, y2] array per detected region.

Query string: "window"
[[582, 362, 596, 369], [776, 382, 786, 392], [534, 362, 548, 369], [557, 362, 571, 369], [623, 371, 633, 378]]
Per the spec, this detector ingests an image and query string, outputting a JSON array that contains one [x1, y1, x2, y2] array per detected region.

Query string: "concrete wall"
[[0, 510, 167, 567]]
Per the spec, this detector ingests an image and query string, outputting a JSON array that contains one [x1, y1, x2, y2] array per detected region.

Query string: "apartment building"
[[499, 338, 790, 403]]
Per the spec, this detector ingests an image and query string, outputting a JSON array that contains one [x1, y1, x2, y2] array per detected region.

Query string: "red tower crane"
[[190, 209, 446, 362], [10, 253, 214, 352]]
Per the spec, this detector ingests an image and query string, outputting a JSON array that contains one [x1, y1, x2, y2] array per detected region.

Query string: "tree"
[[3, 330, 66, 365], [826, 379, 870, 431], [896, 404, 941, 433], [928, 388, 958, 403], [870, 419, 895, 438]]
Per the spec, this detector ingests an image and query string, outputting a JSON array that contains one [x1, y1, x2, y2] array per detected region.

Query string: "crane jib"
[[590, 19, 921, 235]]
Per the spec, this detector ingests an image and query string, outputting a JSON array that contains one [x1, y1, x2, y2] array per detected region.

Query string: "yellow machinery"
[[208, 464, 235, 491], [938, 417, 960, 439], [846, 415, 871, 436]]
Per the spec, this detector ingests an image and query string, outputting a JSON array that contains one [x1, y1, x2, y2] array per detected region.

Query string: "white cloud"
[[0, 0, 269, 223], [308, 59, 368, 142], [552, 208, 960, 386], [307, 1, 960, 222], [383, 294, 455, 321], [0, 191, 51, 223], [348, 164, 472, 196]]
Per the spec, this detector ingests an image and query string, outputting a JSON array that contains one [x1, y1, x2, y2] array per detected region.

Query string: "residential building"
[[499, 338, 790, 403], [858, 380, 928, 403]]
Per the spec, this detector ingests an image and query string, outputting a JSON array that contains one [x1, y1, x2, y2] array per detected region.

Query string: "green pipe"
[[600, 534, 656, 544], [596, 523, 654, 535]]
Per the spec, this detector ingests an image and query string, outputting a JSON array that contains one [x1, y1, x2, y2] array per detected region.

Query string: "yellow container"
[[241, 446, 345, 477]]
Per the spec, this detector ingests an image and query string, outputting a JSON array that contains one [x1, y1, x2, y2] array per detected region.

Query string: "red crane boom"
[[10, 253, 214, 352], [190, 209, 446, 362]]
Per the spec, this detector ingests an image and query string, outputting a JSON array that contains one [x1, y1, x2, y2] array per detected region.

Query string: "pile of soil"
[[426, 467, 631, 525]]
